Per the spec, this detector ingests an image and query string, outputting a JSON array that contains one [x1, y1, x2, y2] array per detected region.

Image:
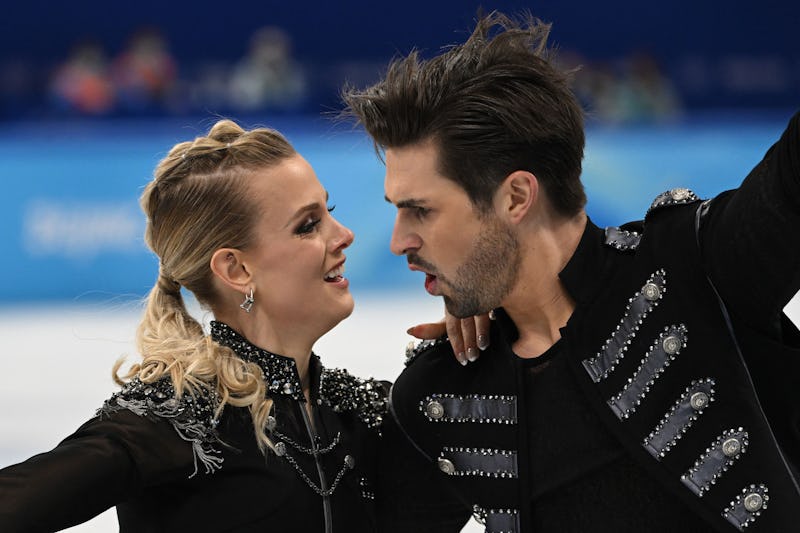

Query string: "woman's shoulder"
[[96, 376, 224, 477]]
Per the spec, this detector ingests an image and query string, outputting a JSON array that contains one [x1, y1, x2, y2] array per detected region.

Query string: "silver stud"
[[274, 441, 286, 456], [266, 415, 277, 431], [437, 457, 456, 475], [662, 335, 681, 354], [690, 392, 709, 410], [722, 437, 741, 457], [345, 455, 355, 469], [425, 400, 445, 420], [642, 282, 661, 301], [743, 492, 764, 513]]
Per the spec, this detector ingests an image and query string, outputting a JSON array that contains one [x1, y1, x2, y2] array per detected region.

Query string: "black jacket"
[[0, 321, 388, 533], [379, 111, 800, 532]]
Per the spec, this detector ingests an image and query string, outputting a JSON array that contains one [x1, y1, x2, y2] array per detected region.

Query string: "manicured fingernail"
[[467, 347, 478, 362], [406, 327, 415, 335], [458, 352, 467, 366], [478, 335, 489, 351]]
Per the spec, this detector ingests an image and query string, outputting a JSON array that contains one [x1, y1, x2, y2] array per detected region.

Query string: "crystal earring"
[[240, 288, 255, 313]]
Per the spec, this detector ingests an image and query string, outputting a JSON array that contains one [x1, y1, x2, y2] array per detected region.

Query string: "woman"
[[0, 119, 388, 532]]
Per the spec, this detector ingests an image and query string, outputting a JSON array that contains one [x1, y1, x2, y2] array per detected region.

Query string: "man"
[[343, 11, 800, 533]]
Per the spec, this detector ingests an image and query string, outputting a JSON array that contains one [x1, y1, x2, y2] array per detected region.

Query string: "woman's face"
[[241, 154, 354, 336]]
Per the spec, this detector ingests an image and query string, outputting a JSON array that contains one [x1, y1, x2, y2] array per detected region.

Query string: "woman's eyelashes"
[[295, 205, 336, 235]]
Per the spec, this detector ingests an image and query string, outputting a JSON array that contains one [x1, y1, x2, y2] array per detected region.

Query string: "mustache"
[[407, 253, 437, 274]]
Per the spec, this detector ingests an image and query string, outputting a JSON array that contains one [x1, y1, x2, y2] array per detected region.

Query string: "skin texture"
[[211, 154, 354, 387], [388, 139, 586, 361]]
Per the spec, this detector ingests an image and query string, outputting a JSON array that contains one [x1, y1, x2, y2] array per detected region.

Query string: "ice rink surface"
[[1, 291, 798, 532]]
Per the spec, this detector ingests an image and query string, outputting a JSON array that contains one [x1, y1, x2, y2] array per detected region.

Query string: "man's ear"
[[497, 170, 538, 225], [210, 248, 252, 293]]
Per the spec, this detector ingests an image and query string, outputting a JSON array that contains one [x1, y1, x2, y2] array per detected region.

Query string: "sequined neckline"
[[210, 321, 307, 401]]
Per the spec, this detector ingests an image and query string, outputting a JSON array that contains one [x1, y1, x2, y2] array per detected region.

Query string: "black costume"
[[379, 111, 800, 532], [0, 321, 387, 533]]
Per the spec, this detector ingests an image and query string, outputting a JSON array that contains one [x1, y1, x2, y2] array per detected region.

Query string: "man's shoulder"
[[402, 336, 454, 368]]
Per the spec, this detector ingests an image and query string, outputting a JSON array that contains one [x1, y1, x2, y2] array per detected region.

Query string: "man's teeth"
[[324, 265, 344, 280]]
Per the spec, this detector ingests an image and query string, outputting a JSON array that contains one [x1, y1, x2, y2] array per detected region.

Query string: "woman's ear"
[[210, 248, 252, 293], [497, 170, 538, 225]]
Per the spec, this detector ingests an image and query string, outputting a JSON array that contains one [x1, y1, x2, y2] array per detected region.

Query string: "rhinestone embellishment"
[[723, 484, 769, 530], [419, 394, 517, 424], [643, 378, 715, 459], [608, 324, 688, 420], [583, 269, 667, 383], [682, 428, 749, 497]]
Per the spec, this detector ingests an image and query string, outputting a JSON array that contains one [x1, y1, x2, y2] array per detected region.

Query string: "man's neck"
[[502, 212, 586, 358]]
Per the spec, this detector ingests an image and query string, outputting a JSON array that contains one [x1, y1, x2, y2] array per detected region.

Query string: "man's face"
[[384, 141, 520, 318]]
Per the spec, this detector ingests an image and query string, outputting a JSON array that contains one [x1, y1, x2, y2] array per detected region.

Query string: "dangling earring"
[[240, 288, 255, 313]]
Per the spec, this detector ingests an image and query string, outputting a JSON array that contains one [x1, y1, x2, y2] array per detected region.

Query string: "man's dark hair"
[[341, 11, 586, 216]]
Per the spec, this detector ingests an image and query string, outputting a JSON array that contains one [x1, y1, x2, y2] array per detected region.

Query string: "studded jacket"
[[0, 321, 388, 533], [379, 111, 800, 532]]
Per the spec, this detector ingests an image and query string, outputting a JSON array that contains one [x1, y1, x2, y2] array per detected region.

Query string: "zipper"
[[299, 401, 333, 533]]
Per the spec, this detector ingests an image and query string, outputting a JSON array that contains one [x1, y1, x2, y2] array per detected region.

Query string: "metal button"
[[266, 416, 277, 431], [642, 282, 661, 301], [344, 455, 355, 469], [743, 492, 764, 513], [662, 335, 682, 354], [722, 437, 741, 457], [425, 400, 445, 420], [438, 457, 456, 475], [690, 392, 709, 410], [274, 441, 286, 457], [671, 188, 690, 201]]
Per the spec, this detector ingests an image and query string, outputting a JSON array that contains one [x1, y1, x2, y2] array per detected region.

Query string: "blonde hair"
[[116, 119, 295, 452]]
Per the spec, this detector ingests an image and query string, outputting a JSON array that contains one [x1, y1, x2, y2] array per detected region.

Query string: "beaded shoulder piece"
[[98, 376, 223, 477], [646, 188, 701, 218], [404, 336, 450, 366], [319, 368, 388, 430]]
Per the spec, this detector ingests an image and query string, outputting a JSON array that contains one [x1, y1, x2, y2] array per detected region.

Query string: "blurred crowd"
[[0, 24, 685, 124], [1, 25, 310, 120]]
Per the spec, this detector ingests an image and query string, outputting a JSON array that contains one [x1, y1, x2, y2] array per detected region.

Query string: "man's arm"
[[700, 110, 800, 334]]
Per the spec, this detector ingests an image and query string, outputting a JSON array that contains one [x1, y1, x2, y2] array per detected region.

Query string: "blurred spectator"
[[559, 50, 683, 125], [111, 27, 177, 114], [48, 41, 114, 115], [227, 26, 307, 112]]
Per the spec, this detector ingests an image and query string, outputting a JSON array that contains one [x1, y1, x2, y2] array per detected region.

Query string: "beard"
[[440, 216, 521, 318]]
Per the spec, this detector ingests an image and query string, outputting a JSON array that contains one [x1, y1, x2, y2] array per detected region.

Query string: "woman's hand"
[[407, 311, 491, 366]]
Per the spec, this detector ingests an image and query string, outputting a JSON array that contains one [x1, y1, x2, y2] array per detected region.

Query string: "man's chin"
[[443, 296, 487, 320]]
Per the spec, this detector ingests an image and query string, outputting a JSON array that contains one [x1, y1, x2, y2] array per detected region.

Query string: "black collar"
[[557, 217, 612, 306], [493, 217, 611, 340], [210, 321, 318, 402]]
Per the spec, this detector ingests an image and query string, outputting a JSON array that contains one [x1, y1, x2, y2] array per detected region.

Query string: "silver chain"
[[278, 450, 354, 497], [273, 431, 341, 456]]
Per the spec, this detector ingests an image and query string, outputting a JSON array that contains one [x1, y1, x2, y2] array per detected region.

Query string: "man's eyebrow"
[[385, 196, 428, 209]]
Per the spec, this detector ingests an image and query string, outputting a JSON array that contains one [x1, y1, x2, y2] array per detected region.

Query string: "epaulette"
[[98, 376, 224, 477], [319, 368, 388, 430], [404, 336, 449, 367], [604, 225, 642, 252], [646, 188, 701, 218]]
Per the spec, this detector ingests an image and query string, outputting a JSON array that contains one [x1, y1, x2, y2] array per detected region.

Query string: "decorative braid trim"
[[98, 376, 223, 478]]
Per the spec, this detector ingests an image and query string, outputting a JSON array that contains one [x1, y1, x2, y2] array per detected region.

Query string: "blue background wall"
[[0, 1, 797, 304], [1, 112, 791, 303]]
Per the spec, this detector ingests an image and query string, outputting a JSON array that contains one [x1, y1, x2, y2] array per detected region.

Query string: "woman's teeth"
[[324, 265, 344, 281]]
